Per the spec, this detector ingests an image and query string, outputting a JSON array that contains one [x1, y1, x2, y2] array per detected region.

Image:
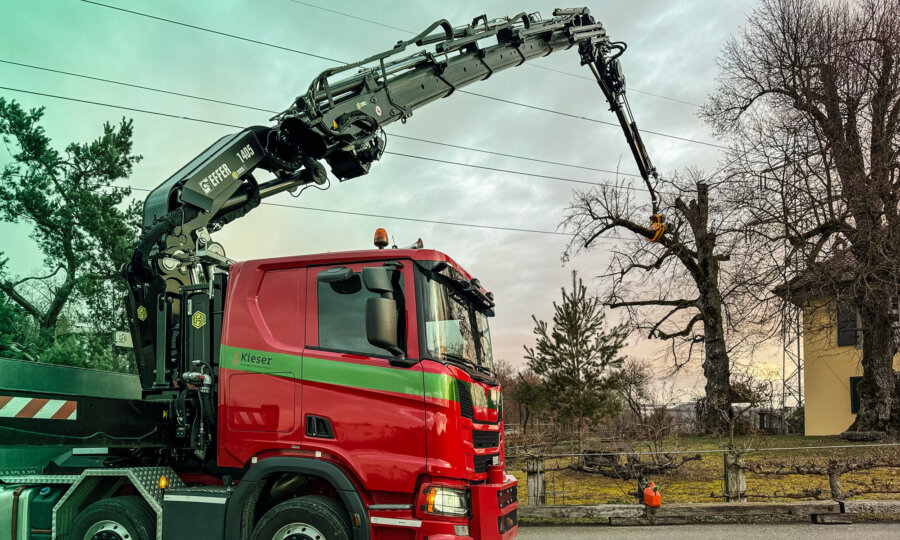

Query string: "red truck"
[[0, 7, 660, 540]]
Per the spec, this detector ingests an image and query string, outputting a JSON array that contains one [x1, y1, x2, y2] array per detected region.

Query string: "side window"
[[316, 269, 404, 356]]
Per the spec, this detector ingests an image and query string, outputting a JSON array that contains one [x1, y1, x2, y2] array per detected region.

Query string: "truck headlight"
[[421, 485, 470, 517]]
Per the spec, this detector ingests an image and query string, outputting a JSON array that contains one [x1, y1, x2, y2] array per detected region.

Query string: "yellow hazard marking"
[[232, 171, 239, 179], [332, 120, 338, 129], [192, 311, 207, 329], [137, 306, 148, 321]]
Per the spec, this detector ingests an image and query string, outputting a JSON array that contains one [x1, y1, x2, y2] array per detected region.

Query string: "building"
[[777, 253, 900, 435]]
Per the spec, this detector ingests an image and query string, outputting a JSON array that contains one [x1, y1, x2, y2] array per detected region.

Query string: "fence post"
[[724, 452, 747, 502], [526, 457, 546, 506]]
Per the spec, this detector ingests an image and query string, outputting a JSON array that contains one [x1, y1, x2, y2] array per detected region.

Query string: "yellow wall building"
[[801, 298, 900, 435]]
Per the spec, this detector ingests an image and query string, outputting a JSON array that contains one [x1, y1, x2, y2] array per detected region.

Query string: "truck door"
[[303, 260, 425, 496], [219, 264, 306, 467]]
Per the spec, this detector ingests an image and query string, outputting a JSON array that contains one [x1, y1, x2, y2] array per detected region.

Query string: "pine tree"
[[0, 99, 141, 370], [525, 271, 628, 455]]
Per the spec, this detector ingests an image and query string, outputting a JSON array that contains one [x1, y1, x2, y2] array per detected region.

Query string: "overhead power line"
[[80, 1, 340, 62], [282, 0, 702, 108], [0, 59, 275, 114], [285, 0, 410, 33], [0, 59, 643, 178], [526, 65, 703, 108], [0, 86, 243, 129], [80, 0, 724, 150], [124, 187, 574, 237], [458, 90, 725, 149]]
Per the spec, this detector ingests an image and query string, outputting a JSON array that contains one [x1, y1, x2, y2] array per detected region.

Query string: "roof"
[[773, 250, 856, 305]]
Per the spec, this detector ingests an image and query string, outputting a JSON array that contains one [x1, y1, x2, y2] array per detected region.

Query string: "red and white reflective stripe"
[[0, 395, 78, 420]]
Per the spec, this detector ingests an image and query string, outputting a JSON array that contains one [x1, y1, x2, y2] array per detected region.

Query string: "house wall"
[[802, 299, 900, 435]]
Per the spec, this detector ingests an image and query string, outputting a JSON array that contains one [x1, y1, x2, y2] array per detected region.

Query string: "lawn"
[[506, 434, 900, 505]]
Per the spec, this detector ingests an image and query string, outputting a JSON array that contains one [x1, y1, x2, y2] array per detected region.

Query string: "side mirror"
[[366, 297, 415, 367], [362, 267, 393, 295]]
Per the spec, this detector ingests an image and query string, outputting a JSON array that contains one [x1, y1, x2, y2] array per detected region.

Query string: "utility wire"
[[284, 0, 410, 33], [123, 187, 576, 237], [526, 64, 703, 108], [0, 85, 647, 193], [385, 151, 640, 189], [0, 59, 643, 178], [390, 134, 641, 178], [0, 86, 243, 129], [281, 0, 703, 108], [0, 59, 275, 114], [459, 90, 726, 149], [80, 0, 341, 63], [80, 0, 724, 150]]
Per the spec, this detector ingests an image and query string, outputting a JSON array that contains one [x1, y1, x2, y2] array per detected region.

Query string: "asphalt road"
[[518, 522, 900, 539]]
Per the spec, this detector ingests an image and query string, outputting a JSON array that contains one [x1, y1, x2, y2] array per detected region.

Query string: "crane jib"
[[179, 131, 265, 213]]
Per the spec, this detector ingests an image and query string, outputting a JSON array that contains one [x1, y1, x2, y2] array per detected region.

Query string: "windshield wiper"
[[440, 352, 492, 376]]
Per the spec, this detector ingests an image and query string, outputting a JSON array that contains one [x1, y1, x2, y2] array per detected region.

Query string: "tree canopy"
[[0, 99, 141, 370]]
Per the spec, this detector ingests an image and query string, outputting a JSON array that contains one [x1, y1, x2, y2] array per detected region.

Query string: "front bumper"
[[369, 474, 518, 540], [470, 473, 519, 540]]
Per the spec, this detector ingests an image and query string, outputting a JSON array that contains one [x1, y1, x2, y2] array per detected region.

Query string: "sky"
[[0, 0, 770, 400]]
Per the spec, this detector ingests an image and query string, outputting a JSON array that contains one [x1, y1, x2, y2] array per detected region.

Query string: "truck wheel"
[[252, 495, 351, 540], [71, 496, 156, 540]]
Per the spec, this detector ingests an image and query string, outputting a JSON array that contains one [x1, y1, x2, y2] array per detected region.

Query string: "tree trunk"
[[702, 325, 732, 434], [724, 452, 747, 502], [684, 184, 732, 434], [849, 297, 896, 433]]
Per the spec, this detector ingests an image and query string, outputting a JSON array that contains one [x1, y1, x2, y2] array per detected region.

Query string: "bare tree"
[[617, 357, 652, 419], [565, 173, 753, 433], [704, 0, 900, 434]]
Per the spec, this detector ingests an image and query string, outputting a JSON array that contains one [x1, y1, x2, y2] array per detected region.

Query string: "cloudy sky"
[[1, 0, 767, 398]]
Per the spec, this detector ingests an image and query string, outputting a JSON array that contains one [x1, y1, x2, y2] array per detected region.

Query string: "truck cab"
[[215, 247, 517, 539]]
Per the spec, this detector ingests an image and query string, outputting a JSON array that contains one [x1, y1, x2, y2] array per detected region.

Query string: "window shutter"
[[837, 304, 858, 347], [849, 376, 863, 414]]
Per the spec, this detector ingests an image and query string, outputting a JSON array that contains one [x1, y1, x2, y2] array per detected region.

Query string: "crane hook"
[[648, 213, 665, 242]]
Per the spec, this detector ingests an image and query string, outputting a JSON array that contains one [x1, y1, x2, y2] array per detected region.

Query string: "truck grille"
[[472, 429, 500, 449], [473, 453, 499, 474], [498, 508, 518, 534], [457, 380, 474, 419]]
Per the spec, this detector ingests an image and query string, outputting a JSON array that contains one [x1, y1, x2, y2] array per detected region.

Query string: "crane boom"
[[123, 7, 662, 394]]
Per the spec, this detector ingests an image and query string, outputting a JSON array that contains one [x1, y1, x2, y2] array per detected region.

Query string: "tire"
[[71, 496, 156, 540], [252, 495, 351, 540]]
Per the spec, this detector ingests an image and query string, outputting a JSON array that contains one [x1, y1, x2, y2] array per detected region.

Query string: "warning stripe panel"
[[0, 395, 77, 421]]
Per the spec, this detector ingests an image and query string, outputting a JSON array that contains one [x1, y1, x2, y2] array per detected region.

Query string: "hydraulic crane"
[[123, 7, 664, 399]]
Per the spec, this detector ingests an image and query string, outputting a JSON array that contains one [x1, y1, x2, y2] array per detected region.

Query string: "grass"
[[507, 434, 900, 506]]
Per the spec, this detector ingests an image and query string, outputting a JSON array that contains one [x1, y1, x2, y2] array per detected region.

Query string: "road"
[[518, 522, 899, 539]]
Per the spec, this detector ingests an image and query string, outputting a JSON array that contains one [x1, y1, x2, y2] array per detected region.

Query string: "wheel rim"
[[83, 519, 133, 540], [273, 522, 326, 540]]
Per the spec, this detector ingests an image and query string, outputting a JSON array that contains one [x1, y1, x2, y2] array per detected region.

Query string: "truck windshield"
[[421, 271, 493, 373]]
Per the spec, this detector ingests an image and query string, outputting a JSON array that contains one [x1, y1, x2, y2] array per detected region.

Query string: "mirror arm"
[[388, 349, 416, 367]]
